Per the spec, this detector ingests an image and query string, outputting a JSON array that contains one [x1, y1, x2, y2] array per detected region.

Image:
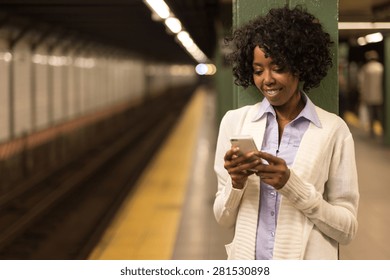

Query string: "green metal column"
[[384, 36, 390, 145], [215, 23, 234, 124], [233, 0, 339, 114]]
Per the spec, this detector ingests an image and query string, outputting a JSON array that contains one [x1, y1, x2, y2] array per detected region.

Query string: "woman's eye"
[[253, 70, 263, 75], [273, 66, 286, 73]]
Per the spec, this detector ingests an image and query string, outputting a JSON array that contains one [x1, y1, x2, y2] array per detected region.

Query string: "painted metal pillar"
[[233, 0, 338, 114], [215, 22, 234, 124], [384, 36, 390, 145]]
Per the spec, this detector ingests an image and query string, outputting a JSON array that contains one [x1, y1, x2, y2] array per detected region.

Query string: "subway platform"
[[88, 85, 390, 260]]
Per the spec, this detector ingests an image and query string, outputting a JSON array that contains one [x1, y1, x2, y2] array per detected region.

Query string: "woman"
[[213, 5, 359, 260]]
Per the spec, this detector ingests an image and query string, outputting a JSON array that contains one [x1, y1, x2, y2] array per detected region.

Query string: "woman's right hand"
[[224, 147, 261, 189]]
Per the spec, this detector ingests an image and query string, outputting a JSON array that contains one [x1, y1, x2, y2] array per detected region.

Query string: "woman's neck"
[[274, 91, 305, 122]]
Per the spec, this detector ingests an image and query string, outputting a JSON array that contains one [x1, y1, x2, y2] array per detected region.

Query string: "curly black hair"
[[225, 5, 333, 92]]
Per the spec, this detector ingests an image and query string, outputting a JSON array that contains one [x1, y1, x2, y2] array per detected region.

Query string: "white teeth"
[[264, 89, 279, 95]]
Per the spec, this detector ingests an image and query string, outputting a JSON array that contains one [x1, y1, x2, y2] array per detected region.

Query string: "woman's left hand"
[[253, 151, 290, 190]]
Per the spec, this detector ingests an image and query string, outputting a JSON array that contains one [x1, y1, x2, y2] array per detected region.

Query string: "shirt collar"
[[252, 91, 322, 128]]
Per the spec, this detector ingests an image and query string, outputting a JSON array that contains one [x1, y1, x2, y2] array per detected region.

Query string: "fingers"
[[224, 146, 237, 160], [254, 151, 284, 165], [257, 169, 290, 190], [225, 148, 256, 166], [224, 147, 260, 189], [252, 151, 290, 189], [224, 147, 290, 189], [225, 155, 259, 176]]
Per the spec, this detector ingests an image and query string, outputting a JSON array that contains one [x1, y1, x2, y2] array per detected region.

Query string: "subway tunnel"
[[0, 0, 389, 261]]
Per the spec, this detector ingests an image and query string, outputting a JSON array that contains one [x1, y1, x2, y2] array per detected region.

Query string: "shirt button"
[[270, 192, 276, 196], [271, 232, 275, 237], [271, 211, 275, 216]]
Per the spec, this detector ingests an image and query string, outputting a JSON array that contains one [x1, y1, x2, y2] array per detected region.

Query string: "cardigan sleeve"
[[213, 110, 248, 228], [278, 131, 359, 245]]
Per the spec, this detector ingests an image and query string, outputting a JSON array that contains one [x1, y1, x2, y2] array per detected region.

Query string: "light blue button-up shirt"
[[253, 93, 321, 260]]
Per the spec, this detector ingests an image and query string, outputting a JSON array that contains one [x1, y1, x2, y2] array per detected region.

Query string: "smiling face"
[[252, 46, 300, 108]]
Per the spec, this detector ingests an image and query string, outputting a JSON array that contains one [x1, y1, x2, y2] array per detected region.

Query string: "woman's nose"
[[263, 70, 275, 85]]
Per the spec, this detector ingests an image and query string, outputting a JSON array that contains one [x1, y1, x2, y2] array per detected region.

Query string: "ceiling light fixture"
[[144, 0, 170, 19], [143, 0, 209, 63], [165, 17, 182, 34]]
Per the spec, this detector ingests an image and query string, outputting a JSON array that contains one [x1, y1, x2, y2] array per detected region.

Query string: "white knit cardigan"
[[213, 102, 359, 259]]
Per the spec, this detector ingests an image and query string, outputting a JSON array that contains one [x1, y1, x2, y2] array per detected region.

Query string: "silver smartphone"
[[229, 135, 258, 154]]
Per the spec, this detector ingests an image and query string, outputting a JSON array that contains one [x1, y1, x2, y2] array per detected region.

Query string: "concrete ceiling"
[[339, 0, 390, 39], [0, 0, 388, 64], [340, 0, 389, 21], [0, 0, 219, 64]]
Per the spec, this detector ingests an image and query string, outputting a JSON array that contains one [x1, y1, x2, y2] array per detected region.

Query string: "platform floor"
[[88, 86, 390, 260]]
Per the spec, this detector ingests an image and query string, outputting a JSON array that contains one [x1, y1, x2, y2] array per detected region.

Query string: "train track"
[[0, 87, 194, 259]]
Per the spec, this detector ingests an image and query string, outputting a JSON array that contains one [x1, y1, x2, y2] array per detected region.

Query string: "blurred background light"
[[144, 0, 170, 19], [195, 63, 216, 75], [165, 17, 182, 34], [144, 0, 209, 64], [365, 32, 383, 43], [357, 32, 383, 46], [0, 52, 13, 62]]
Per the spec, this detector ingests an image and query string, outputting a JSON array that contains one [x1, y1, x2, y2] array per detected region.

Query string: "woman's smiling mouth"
[[263, 88, 281, 96]]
